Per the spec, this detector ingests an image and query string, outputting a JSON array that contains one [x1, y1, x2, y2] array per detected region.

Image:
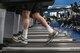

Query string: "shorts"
[[22, 2, 42, 14], [4, 2, 42, 14]]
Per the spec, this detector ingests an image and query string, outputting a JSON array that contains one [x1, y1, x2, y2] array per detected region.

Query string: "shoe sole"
[[46, 33, 57, 44], [21, 41, 28, 44]]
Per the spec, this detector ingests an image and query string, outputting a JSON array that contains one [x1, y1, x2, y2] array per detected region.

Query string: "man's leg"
[[21, 10, 31, 44], [31, 12, 58, 34], [31, 12, 59, 44]]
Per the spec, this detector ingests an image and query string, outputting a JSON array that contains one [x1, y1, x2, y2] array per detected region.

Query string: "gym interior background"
[[0, 0, 80, 53]]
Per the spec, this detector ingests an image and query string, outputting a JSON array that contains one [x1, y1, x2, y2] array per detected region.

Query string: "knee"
[[22, 10, 30, 19], [31, 13, 40, 18]]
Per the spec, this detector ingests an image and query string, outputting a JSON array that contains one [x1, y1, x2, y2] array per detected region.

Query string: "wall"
[[4, 12, 14, 38]]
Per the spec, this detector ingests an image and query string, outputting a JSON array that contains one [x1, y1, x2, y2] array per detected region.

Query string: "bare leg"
[[21, 10, 31, 44], [22, 10, 30, 29], [32, 12, 56, 33], [32, 12, 48, 27], [32, 12, 59, 44]]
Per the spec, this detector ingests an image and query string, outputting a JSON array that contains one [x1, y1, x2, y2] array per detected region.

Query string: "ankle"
[[46, 25, 54, 33]]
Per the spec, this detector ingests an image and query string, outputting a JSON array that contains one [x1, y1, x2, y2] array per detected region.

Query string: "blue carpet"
[[58, 27, 80, 41]]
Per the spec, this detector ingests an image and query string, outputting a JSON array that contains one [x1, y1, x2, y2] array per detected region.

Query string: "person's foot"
[[49, 31, 58, 39], [21, 39, 28, 44], [12, 34, 28, 44], [46, 31, 58, 44], [12, 34, 22, 42]]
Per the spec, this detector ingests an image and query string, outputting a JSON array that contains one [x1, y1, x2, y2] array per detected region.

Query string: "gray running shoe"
[[12, 34, 28, 44], [46, 31, 58, 44]]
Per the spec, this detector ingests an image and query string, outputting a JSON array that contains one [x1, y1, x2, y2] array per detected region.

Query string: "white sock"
[[22, 28, 28, 39], [46, 25, 55, 33]]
